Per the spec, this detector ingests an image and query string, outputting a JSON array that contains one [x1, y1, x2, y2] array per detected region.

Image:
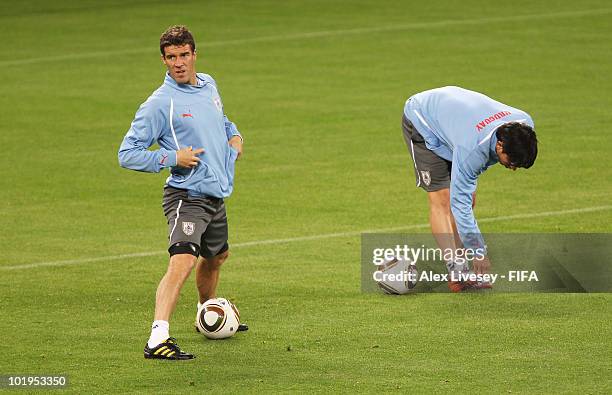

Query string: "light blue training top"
[[404, 86, 534, 252], [118, 72, 242, 198]]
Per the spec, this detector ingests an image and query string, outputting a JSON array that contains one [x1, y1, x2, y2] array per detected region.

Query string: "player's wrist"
[[164, 149, 177, 167]]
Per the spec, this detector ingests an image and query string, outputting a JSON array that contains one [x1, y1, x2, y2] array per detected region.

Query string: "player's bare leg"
[[428, 189, 490, 291], [427, 188, 462, 251], [195, 250, 228, 303], [145, 253, 197, 360], [194, 250, 249, 332], [427, 188, 483, 292], [154, 253, 197, 321], [427, 188, 478, 251]]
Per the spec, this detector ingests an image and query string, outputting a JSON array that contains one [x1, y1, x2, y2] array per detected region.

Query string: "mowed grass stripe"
[[3, 205, 610, 271], [2, 7, 611, 67]]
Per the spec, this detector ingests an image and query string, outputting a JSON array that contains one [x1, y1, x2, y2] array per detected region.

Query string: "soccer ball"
[[196, 298, 240, 339], [375, 256, 418, 295]]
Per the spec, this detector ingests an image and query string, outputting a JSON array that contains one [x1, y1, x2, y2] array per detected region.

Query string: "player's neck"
[[188, 73, 197, 86]]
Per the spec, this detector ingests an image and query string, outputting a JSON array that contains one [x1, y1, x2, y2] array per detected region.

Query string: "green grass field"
[[1, 0, 611, 393]]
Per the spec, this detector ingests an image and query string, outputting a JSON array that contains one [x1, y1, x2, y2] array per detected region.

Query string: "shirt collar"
[[164, 72, 208, 93]]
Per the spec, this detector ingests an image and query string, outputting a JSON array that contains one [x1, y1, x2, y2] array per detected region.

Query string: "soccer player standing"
[[402, 86, 538, 292], [118, 26, 246, 360]]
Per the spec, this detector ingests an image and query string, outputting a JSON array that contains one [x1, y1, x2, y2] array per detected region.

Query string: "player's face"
[[162, 44, 197, 85], [496, 142, 517, 171]]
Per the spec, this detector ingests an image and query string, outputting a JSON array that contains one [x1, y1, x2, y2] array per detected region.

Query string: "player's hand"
[[176, 146, 204, 168], [473, 255, 491, 275], [228, 136, 243, 159]]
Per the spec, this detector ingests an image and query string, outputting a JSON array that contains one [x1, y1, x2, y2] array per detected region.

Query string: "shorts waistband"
[[164, 186, 224, 204]]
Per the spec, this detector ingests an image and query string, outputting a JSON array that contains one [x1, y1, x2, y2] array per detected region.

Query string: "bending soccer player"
[[118, 26, 247, 360], [401, 86, 538, 292]]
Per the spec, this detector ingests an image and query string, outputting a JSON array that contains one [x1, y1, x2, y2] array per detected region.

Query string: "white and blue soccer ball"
[[375, 257, 418, 295], [196, 298, 240, 339]]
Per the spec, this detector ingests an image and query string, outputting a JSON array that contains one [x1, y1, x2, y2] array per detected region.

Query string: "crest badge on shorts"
[[182, 221, 195, 236], [420, 170, 431, 186]]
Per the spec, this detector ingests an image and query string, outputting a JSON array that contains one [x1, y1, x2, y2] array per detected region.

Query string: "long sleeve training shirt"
[[404, 86, 534, 251]]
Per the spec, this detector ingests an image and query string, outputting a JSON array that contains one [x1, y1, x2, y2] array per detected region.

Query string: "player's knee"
[[168, 252, 197, 274], [217, 249, 229, 262], [208, 249, 229, 269], [428, 189, 451, 210], [215, 249, 230, 265]]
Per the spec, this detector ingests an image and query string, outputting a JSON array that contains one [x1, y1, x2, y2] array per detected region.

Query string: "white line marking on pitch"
[[2, 205, 610, 271], [2, 8, 611, 66]]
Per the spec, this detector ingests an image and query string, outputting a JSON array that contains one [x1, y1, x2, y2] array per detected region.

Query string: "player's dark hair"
[[496, 122, 538, 168], [160, 25, 196, 55]]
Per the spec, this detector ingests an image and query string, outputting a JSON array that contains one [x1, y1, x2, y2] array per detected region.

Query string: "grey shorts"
[[162, 186, 229, 258], [402, 114, 452, 192]]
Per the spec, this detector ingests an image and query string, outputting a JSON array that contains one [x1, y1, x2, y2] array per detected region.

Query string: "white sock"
[[147, 320, 169, 348], [197, 302, 203, 310]]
